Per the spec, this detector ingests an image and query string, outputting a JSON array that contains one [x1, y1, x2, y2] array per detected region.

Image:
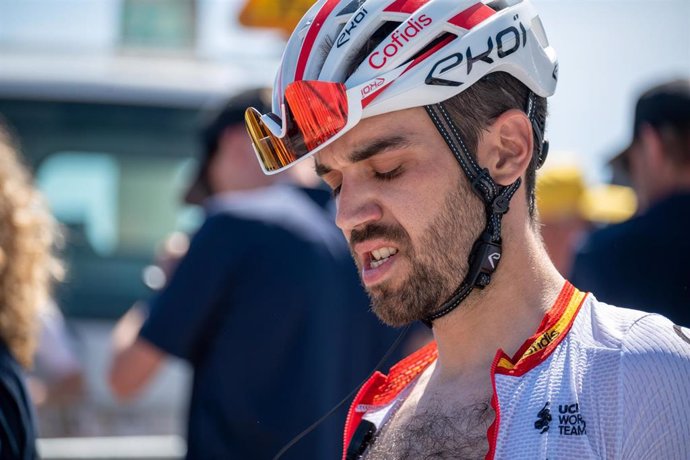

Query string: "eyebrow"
[[314, 135, 411, 177]]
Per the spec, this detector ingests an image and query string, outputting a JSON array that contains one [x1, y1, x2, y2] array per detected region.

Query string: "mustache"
[[349, 223, 410, 248]]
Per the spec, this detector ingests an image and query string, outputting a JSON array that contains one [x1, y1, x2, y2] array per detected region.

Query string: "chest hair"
[[362, 399, 494, 460]]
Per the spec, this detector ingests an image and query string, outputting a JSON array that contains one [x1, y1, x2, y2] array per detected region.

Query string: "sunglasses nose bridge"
[[261, 112, 285, 137]]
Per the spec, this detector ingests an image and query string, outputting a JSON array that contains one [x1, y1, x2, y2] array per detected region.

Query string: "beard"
[[350, 185, 484, 327]]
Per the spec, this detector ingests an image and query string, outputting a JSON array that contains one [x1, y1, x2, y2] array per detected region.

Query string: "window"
[[36, 151, 202, 318]]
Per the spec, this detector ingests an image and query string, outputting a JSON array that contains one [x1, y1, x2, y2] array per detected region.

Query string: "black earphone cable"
[[272, 324, 411, 460]]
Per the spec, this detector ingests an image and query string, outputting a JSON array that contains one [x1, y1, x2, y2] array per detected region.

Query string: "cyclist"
[[244, 0, 690, 458]]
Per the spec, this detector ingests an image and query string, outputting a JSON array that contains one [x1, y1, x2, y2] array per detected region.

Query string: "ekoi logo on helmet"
[[425, 21, 529, 86], [361, 77, 386, 98], [336, 8, 368, 48], [368, 15, 433, 69]]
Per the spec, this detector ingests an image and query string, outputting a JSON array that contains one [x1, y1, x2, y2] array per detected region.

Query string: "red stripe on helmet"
[[403, 34, 454, 74], [383, 0, 428, 14], [295, 0, 342, 81], [448, 3, 495, 29], [362, 80, 393, 108]]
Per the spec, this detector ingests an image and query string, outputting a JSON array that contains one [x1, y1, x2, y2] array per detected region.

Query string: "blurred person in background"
[[0, 122, 62, 460], [25, 299, 84, 437], [536, 162, 635, 275], [109, 88, 401, 459], [572, 78, 690, 325], [27, 301, 83, 408]]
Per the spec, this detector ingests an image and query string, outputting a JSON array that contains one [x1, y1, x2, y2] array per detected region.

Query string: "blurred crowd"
[[539, 78, 690, 327], [0, 34, 688, 460]]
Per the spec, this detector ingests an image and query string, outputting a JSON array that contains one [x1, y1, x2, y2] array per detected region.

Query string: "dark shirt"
[[140, 185, 401, 460], [571, 192, 690, 326], [0, 341, 37, 460]]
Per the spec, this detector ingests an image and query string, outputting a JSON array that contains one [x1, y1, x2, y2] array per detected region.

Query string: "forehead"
[[315, 107, 438, 169]]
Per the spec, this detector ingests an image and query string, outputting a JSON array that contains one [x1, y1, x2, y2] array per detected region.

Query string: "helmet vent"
[[485, 0, 521, 10], [403, 32, 457, 67], [344, 21, 401, 81], [317, 26, 343, 72], [336, 0, 366, 16]]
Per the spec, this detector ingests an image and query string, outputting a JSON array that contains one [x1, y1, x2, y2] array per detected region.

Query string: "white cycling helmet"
[[245, 0, 558, 175]]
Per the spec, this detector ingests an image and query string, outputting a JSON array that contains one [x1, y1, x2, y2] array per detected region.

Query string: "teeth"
[[369, 247, 398, 268], [371, 247, 397, 261], [371, 259, 386, 269]]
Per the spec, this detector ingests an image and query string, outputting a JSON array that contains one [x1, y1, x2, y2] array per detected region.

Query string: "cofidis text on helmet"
[[368, 15, 433, 69]]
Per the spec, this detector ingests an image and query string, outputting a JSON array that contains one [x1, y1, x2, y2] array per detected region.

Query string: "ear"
[[477, 109, 534, 186]]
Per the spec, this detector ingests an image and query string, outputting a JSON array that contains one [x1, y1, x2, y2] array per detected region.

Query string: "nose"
[[334, 178, 383, 237]]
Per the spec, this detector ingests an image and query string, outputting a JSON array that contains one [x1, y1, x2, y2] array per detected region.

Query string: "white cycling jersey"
[[343, 283, 690, 459]]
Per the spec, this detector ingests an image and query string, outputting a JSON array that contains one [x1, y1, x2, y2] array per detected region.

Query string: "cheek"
[[382, 176, 449, 238], [406, 162, 460, 210]]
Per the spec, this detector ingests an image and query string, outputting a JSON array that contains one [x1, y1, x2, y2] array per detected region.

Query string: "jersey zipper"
[[342, 373, 378, 460]]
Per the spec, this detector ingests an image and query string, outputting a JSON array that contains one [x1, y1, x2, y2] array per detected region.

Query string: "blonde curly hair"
[[0, 124, 63, 368]]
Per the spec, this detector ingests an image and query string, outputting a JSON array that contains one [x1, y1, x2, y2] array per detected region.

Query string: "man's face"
[[208, 125, 270, 193], [315, 108, 483, 326]]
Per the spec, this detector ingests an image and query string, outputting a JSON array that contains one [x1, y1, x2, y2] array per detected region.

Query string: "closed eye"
[[329, 166, 403, 197], [374, 165, 404, 181]]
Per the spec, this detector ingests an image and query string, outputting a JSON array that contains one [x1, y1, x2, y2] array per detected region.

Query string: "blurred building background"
[[0, 0, 688, 459], [0, 2, 283, 458]]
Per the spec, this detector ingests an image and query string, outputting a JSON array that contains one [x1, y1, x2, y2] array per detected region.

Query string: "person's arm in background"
[[109, 301, 165, 401], [27, 300, 85, 407], [108, 216, 245, 401], [109, 232, 190, 400]]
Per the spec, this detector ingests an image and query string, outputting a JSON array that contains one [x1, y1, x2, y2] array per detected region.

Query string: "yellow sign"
[[239, 0, 315, 36]]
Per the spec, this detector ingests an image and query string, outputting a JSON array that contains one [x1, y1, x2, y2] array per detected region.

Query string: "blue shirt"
[[571, 192, 690, 326], [140, 185, 401, 460]]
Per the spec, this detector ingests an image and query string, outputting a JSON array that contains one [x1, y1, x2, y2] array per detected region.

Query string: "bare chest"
[[362, 398, 495, 460]]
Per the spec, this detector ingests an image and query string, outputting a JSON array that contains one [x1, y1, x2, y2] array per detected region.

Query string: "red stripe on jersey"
[[448, 3, 495, 30], [295, 0, 341, 81]]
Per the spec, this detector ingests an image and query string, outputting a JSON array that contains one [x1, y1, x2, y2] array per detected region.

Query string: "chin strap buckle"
[[468, 232, 503, 289]]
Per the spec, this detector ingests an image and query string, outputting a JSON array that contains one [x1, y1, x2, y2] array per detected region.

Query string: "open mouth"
[[368, 246, 399, 269]]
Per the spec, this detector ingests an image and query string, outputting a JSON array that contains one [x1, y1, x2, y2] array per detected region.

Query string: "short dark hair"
[[442, 72, 547, 218]]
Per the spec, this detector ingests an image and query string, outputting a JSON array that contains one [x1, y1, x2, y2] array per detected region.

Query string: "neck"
[[429, 218, 564, 381], [643, 162, 690, 211]]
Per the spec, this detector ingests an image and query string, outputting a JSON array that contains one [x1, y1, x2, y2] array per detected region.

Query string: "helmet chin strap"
[[421, 91, 548, 328]]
